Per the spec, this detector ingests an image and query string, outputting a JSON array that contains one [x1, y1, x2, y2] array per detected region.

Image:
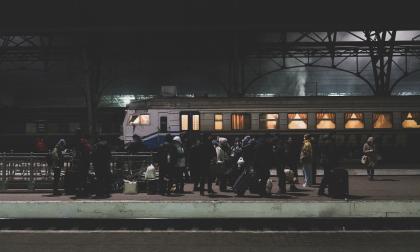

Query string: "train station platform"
[[1, 175, 420, 219]]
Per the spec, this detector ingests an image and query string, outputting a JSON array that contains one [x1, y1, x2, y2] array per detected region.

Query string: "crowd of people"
[[153, 132, 380, 197], [43, 129, 380, 198]]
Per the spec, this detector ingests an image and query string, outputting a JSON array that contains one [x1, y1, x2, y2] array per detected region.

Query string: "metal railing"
[[0, 152, 155, 191]]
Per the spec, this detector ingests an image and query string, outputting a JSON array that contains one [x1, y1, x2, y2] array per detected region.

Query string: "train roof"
[[126, 96, 420, 110]]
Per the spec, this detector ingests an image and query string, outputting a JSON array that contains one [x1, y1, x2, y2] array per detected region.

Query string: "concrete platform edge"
[[1, 200, 420, 219]]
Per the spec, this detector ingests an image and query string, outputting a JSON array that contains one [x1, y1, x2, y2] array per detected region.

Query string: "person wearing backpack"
[[155, 134, 177, 195]]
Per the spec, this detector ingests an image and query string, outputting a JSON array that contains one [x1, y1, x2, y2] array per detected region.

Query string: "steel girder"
[[245, 31, 420, 96]]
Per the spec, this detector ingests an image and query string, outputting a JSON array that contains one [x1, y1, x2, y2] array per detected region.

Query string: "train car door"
[[180, 111, 200, 132], [159, 113, 168, 133]]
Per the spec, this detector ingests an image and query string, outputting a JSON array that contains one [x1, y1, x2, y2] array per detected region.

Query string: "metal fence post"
[[28, 152, 35, 191], [0, 152, 7, 191]]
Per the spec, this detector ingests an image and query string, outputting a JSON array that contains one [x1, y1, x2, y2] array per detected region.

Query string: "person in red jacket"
[[35, 137, 48, 152]]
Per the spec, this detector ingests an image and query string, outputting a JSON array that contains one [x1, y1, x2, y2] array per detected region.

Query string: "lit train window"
[[373, 113, 393, 129], [214, 114, 223, 130], [129, 115, 150, 125], [192, 114, 200, 131], [402, 112, 420, 128], [345, 113, 364, 129], [259, 113, 278, 130], [288, 113, 308, 130], [316, 113, 336, 129], [181, 114, 189, 131], [231, 113, 251, 130]]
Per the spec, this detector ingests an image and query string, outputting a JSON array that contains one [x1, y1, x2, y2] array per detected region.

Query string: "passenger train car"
[[123, 96, 420, 160]]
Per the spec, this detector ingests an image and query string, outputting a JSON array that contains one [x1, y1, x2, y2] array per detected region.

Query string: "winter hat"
[[173, 136, 182, 143]]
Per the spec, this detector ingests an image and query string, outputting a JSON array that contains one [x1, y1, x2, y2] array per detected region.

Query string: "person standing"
[[188, 137, 201, 191], [300, 134, 313, 187], [173, 136, 186, 193], [51, 139, 66, 195], [155, 134, 177, 195], [284, 137, 299, 191], [215, 137, 230, 192], [72, 129, 92, 197], [318, 134, 337, 195], [35, 137, 48, 153], [92, 137, 112, 198], [273, 137, 286, 194], [198, 133, 216, 195], [254, 135, 274, 196], [363, 136, 377, 181]]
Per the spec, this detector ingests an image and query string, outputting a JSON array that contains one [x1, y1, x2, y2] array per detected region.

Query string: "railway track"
[[1, 218, 420, 231]]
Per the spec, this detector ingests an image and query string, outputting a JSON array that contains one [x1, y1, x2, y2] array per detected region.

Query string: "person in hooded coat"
[[92, 137, 112, 198]]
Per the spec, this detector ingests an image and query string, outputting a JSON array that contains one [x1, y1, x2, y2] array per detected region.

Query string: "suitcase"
[[328, 169, 349, 199], [233, 170, 252, 196]]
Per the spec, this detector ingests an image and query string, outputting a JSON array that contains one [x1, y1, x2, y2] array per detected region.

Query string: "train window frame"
[[287, 113, 308, 130], [129, 114, 150, 126], [344, 112, 365, 129], [316, 112, 336, 130], [180, 111, 200, 131], [401, 112, 420, 129], [192, 114, 200, 131], [214, 114, 223, 131], [372, 112, 393, 129], [231, 113, 251, 131], [259, 113, 279, 130]]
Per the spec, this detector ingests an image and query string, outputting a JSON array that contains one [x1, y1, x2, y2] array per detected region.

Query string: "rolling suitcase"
[[233, 169, 252, 196], [328, 169, 349, 199]]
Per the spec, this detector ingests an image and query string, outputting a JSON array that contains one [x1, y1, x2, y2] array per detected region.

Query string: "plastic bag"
[[237, 157, 245, 167], [361, 155, 368, 165], [145, 164, 156, 180]]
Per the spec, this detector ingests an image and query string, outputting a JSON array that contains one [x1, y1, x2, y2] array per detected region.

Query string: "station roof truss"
[[243, 31, 420, 96], [1, 30, 420, 96]]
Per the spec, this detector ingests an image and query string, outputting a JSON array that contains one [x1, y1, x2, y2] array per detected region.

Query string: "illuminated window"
[[373, 113, 393, 129], [129, 115, 150, 125], [402, 112, 420, 128], [287, 113, 308, 129], [316, 113, 336, 129], [181, 114, 189, 131], [345, 113, 364, 129], [192, 114, 200, 131], [259, 113, 278, 130], [214, 114, 223, 130], [231, 113, 251, 130]]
